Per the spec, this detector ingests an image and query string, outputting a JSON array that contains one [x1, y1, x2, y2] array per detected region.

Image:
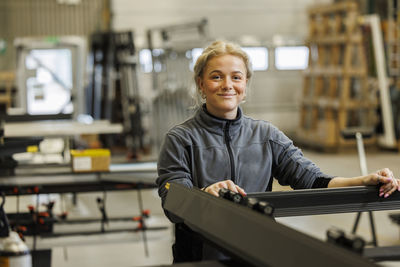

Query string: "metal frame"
[[14, 36, 86, 119], [362, 15, 397, 148], [0, 162, 157, 195], [1, 162, 159, 256], [165, 183, 377, 267], [248, 186, 400, 217]]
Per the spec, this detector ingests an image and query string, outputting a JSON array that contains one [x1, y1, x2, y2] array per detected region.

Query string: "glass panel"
[[139, 49, 153, 73], [25, 49, 73, 115], [275, 46, 309, 70], [242, 47, 268, 71], [189, 48, 204, 71]]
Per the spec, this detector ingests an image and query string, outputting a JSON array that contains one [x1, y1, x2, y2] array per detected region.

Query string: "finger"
[[379, 179, 397, 196], [383, 184, 398, 198], [380, 185, 391, 197], [206, 186, 220, 197], [377, 175, 393, 184], [379, 168, 393, 178], [236, 185, 247, 196], [380, 180, 394, 191], [378, 168, 389, 175], [379, 179, 397, 192], [217, 182, 228, 189], [225, 180, 239, 193], [210, 183, 227, 195]]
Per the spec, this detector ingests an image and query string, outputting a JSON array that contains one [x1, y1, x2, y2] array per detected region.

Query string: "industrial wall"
[[112, 0, 332, 134], [0, 0, 334, 135], [0, 0, 108, 71]]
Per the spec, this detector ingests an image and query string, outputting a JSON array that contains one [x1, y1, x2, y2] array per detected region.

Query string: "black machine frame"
[[248, 186, 400, 217], [164, 183, 400, 267]]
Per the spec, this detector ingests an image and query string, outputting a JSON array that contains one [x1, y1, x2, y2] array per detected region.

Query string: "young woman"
[[156, 40, 399, 262]]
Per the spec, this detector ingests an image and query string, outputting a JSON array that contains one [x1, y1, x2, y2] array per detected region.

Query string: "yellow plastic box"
[[70, 149, 111, 172]]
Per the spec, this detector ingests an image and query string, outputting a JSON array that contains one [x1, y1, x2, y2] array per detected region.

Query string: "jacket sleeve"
[[268, 126, 333, 189], [156, 131, 193, 223]]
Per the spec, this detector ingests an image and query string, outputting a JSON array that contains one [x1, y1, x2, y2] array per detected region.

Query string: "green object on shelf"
[[0, 39, 7, 55], [45, 36, 60, 44]]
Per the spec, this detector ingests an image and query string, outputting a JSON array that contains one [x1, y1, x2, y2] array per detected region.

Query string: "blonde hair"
[[193, 40, 253, 98]]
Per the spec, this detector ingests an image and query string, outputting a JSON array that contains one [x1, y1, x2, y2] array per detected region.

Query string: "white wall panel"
[[112, 0, 331, 46]]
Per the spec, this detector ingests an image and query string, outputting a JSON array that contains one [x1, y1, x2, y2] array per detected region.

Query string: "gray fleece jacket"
[[157, 104, 333, 220]]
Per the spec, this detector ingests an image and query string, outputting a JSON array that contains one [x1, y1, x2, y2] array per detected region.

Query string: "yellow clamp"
[[165, 182, 170, 190], [27, 146, 38, 153]]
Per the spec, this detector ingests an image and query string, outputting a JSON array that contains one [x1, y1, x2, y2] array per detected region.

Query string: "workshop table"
[[0, 161, 161, 267], [0, 162, 158, 195]]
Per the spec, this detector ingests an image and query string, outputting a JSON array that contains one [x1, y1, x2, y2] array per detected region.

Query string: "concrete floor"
[[3, 148, 400, 266]]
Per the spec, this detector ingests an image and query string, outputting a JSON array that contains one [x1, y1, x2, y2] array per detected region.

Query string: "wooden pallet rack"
[[0, 72, 15, 108], [297, 2, 378, 150]]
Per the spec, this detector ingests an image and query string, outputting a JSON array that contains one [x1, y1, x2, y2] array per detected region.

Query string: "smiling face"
[[198, 54, 248, 120]]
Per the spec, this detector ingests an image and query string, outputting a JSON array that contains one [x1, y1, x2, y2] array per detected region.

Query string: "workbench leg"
[[137, 188, 149, 257], [72, 192, 77, 206], [368, 211, 378, 247], [352, 212, 362, 234]]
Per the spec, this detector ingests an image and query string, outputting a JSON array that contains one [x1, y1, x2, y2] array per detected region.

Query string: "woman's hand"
[[329, 168, 399, 198], [362, 168, 400, 198], [202, 180, 246, 197]]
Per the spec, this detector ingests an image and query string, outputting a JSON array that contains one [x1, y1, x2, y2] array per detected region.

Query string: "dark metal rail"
[[164, 183, 377, 267], [248, 186, 400, 217]]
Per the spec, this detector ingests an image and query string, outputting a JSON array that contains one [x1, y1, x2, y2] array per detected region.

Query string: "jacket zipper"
[[224, 121, 236, 183]]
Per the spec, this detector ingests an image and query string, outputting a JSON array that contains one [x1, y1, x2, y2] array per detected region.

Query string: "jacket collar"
[[195, 104, 243, 136]]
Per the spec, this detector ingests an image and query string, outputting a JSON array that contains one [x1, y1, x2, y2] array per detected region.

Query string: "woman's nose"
[[221, 78, 233, 90]]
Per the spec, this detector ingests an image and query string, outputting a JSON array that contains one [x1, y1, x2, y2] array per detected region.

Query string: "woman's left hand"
[[362, 168, 400, 198], [377, 168, 400, 198]]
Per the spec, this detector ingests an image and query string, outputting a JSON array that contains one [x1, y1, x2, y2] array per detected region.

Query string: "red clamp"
[[38, 212, 49, 217], [132, 216, 142, 222], [142, 209, 150, 217]]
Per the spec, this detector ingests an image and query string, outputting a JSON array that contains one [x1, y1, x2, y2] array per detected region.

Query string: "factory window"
[[189, 47, 268, 71], [275, 46, 309, 70], [139, 49, 165, 73], [25, 49, 73, 115], [139, 49, 153, 73], [189, 48, 204, 71], [242, 47, 268, 71]]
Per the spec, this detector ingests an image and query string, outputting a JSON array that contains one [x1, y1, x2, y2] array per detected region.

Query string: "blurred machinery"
[[0, 103, 42, 176], [146, 19, 209, 151], [87, 31, 145, 158]]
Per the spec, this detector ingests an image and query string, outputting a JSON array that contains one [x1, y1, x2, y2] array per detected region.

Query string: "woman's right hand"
[[202, 180, 246, 197]]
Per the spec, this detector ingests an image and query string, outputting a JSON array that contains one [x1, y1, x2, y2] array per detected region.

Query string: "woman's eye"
[[233, 75, 242, 80], [212, 75, 221, 80]]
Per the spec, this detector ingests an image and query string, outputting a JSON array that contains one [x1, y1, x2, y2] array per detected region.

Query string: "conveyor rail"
[[248, 186, 400, 217], [165, 183, 378, 267]]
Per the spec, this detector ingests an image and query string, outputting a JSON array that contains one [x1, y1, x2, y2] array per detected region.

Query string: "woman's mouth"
[[218, 94, 236, 97]]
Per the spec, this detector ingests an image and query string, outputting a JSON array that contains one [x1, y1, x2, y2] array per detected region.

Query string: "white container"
[[0, 231, 32, 267]]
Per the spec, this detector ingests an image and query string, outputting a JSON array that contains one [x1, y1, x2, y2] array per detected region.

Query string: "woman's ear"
[[197, 76, 204, 90], [197, 77, 206, 99]]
